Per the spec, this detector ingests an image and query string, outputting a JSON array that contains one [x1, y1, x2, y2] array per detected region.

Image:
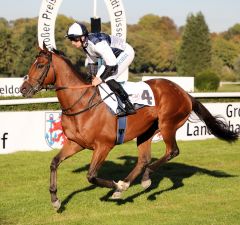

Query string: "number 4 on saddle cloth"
[[98, 81, 156, 145], [98, 81, 156, 115]]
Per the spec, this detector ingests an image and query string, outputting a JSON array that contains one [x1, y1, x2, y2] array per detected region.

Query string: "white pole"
[[93, 0, 97, 18]]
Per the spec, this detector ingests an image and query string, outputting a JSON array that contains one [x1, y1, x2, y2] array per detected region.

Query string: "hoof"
[[111, 191, 122, 199], [52, 199, 61, 210], [141, 179, 151, 190], [114, 180, 130, 192]]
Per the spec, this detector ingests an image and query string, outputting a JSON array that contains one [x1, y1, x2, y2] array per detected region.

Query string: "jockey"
[[65, 22, 136, 117]]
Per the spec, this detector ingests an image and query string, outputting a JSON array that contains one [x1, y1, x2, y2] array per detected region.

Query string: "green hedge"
[[195, 70, 220, 91]]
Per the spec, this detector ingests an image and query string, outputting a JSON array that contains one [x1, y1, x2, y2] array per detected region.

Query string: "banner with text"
[[104, 0, 127, 40], [0, 103, 239, 154], [0, 78, 23, 97], [177, 102, 240, 140], [38, 0, 63, 49]]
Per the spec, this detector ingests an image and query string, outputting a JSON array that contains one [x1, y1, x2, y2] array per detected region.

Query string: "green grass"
[[218, 83, 240, 92], [0, 139, 240, 225]]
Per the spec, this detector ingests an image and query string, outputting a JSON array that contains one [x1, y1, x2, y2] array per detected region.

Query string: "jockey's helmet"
[[65, 22, 88, 46]]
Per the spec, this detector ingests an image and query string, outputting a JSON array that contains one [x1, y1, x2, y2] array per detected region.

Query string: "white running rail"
[[0, 93, 240, 106]]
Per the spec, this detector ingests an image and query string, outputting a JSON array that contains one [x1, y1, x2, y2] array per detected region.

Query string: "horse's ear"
[[43, 42, 48, 51]]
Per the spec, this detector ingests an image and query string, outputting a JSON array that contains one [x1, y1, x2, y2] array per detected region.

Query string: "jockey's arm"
[[94, 41, 118, 82], [86, 55, 98, 77]]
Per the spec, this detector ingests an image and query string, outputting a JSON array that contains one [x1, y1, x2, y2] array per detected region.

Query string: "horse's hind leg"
[[112, 121, 158, 199], [142, 124, 180, 183], [112, 138, 152, 199], [50, 140, 84, 210]]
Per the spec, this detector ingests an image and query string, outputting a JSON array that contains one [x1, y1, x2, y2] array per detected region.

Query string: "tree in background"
[[177, 12, 212, 76], [128, 14, 179, 74], [14, 24, 38, 76], [212, 37, 239, 69], [0, 18, 8, 29], [224, 23, 240, 44], [0, 21, 16, 76], [0, 14, 240, 80], [212, 36, 240, 81], [234, 56, 240, 80]]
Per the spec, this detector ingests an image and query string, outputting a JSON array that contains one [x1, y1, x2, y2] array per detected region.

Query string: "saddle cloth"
[[98, 81, 156, 114]]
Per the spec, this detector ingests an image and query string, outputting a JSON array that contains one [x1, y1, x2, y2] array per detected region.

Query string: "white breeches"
[[105, 43, 135, 82]]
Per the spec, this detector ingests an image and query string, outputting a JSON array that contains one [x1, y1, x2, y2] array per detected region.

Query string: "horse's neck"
[[53, 55, 95, 111], [54, 57, 85, 87]]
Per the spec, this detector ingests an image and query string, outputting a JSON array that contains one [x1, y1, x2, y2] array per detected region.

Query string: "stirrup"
[[124, 101, 136, 116]]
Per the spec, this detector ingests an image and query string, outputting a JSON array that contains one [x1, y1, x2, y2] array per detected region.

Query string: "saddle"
[[98, 81, 155, 115]]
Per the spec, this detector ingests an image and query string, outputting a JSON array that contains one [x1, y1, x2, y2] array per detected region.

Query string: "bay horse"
[[20, 45, 239, 210]]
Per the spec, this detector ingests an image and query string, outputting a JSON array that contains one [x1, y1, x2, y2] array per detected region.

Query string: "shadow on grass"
[[58, 156, 236, 211], [57, 185, 96, 213]]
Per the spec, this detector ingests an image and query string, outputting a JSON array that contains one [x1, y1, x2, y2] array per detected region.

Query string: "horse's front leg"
[[50, 140, 84, 210], [87, 145, 116, 189]]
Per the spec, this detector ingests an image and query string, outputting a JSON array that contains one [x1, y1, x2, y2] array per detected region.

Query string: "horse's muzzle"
[[20, 81, 35, 98]]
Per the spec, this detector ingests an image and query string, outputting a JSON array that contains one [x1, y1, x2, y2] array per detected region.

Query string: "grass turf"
[[0, 139, 239, 225]]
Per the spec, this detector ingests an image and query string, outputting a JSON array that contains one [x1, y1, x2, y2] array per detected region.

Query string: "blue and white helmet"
[[65, 22, 88, 40]]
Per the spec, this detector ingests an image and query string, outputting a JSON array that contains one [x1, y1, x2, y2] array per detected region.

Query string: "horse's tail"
[[191, 97, 239, 143]]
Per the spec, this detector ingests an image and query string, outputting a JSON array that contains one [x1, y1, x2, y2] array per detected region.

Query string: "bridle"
[[24, 51, 56, 95]]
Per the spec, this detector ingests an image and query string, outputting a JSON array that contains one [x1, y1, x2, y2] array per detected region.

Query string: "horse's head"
[[20, 44, 56, 97]]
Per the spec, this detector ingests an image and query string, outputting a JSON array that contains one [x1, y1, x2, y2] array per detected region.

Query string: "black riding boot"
[[106, 80, 136, 117]]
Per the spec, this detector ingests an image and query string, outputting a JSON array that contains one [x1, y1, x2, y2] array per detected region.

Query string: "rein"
[[48, 84, 104, 116], [58, 87, 114, 117], [53, 85, 93, 91]]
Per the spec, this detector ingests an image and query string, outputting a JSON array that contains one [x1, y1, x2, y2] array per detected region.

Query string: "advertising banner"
[[0, 111, 65, 154], [104, 0, 127, 40], [0, 78, 23, 97], [177, 103, 240, 140], [38, 0, 63, 49], [0, 103, 239, 154], [38, 0, 127, 49], [104, 0, 128, 82]]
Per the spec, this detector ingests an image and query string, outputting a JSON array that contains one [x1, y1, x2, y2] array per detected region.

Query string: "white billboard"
[[0, 78, 23, 97], [0, 111, 64, 154], [176, 103, 240, 140], [0, 103, 239, 154]]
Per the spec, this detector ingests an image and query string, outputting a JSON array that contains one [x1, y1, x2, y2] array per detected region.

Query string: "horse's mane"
[[52, 48, 71, 64], [51, 48, 92, 84]]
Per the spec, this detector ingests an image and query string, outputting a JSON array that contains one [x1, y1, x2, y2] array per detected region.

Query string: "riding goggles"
[[68, 36, 81, 42]]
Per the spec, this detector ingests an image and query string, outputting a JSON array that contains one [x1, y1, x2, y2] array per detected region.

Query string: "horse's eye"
[[37, 64, 45, 69], [23, 75, 29, 81]]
